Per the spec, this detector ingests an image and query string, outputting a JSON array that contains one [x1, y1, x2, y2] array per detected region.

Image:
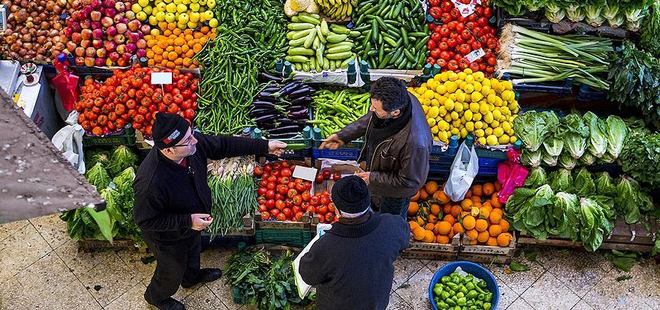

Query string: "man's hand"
[[268, 140, 287, 156], [355, 172, 370, 184], [191, 213, 213, 231], [319, 134, 345, 150]]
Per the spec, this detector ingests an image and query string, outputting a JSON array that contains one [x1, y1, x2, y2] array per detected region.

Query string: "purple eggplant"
[[259, 72, 283, 82]]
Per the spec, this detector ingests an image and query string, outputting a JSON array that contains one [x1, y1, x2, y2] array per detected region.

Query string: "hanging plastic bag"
[[51, 110, 85, 174], [444, 141, 479, 201], [497, 148, 529, 204]]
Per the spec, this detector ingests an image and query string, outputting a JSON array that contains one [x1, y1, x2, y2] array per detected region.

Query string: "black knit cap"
[[331, 175, 371, 214], [152, 113, 190, 149]]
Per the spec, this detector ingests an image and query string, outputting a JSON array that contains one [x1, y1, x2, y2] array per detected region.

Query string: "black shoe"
[[146, 297, 185, 310], [181, 268, 222, 288]]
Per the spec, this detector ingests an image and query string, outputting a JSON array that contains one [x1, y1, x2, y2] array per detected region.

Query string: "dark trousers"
[[143, 231, 201, 304], [376, 197, 411, 219]]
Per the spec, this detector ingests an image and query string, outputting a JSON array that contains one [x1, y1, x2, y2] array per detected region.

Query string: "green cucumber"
[[326, 51, 353, 60], [288, 47, 315, 56], [327, 45, 353, 54], [326, 34, 348, 44], [330, 24, 351, 35], [304, 28, 317, 49], [287, 23, 315, 31], [285, 55, 309, 63]]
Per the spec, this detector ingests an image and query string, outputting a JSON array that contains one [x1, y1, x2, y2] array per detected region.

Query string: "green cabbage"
[[542, 111, 565, 157], [109, 146, 138, 175], [573, 168, 596, 196], [562, 114, 589, 159], [604, 115, 628, 161], [549, 168, 574, 192], [511, 185, 554, 240], [615, 176, 642, 224], [579, 197, 613, 252], [558, 152, 577, 169], [86, 150, 110, 169], [542, 151, 558, 167], [578, 152, 597, 166], [594, 172, 617, 196], [85, 163, 111, 191], [551, 192, 580, 240], [521, 149, 542, 167], [514, 111, 548, 152], [583, 112, 608, 158], [525, 167, 547, 188], [589, 195, 616, 221]]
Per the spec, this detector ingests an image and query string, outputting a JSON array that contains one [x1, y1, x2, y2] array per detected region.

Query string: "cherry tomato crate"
[[254, 212, 315, 248], [402, 234, 460, 260], [82, 124, 136, 147]]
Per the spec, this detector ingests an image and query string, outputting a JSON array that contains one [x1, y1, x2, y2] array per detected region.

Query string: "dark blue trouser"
[[377, 197, 411, 219]]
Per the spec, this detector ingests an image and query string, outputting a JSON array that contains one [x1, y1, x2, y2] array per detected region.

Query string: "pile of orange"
[[144, 23, 216, 68], [408, 180, 513, 247]]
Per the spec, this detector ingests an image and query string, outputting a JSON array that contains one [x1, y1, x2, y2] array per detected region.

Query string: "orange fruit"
[[193, 43, 203, 53], [489, 224, 502, 237], [471, 195, 482, 204], [452, 222, 464, 235], [462, 215, 476, 230], [489, 209, 503, 224], [428, 214, 438, 224], [465, 189, 472, 198], [411, 190, 421, 202], [472, 184, 483, 197], [409, 221, 420, 231], [497, 233, 512, 247], [483, 183, 495, 196], [419, 189, 429, 201], [430, 204, 441, 216], [450, 205, 461, 218], [475, 219, 489, 232], [425, 181, 439, 194], [500, 219, 510, 232], [491, 194, 502, 208], [436, 235, 450, 244], [443, 214, 456, 226], [425, 223, 435, 231], [466, 229, 478, 241], [408, 202, 419, 216], [486, 237, 498, 246], [436, 221, 452, 235], [443, 204, 452, 215], [433, 190, 450, 204], [416, 216, 425, 227], [479, 206, 491, 220], [423, 230, 436, 243], [468, 239, 478, 245], [477, 231, 490, 243], [460, 199, 473, 211], [412, 227, 425, 241], [495, 181, 502, 191]]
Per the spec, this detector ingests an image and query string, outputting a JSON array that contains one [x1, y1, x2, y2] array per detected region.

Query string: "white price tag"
[[465, 48, 486, 63], [292, 166, 318, 182], [0, 5, 7, 32], [451, 0, 480, 17], [150, 72, 172, 85]]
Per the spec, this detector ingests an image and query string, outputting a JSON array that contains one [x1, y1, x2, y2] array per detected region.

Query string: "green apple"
[[138, 0, 149, 7], [177, 13, 189, 24], [189, 11, 200, 22], [166, 3, 177, 13], [206, 0, 216, 9], [198, 0, 207, 5], [176, 3, 188, 13], [156, 11, 166, 21], [165, 12, 176, 23], [201, 10, 213, 21], [136, 11, 148, 21], [131, 3, 142, 13], [156, 2, 167, 12], [208, 18, 218, 28], [148, 15, 158, 26], [143, 5, 153, 15], [187, 21, 198, 29], [189, 2, 200, 11]]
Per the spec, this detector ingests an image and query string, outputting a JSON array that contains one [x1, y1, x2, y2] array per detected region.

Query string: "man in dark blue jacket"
[[299, 176, 410, 310], [133, 113, 286, 310]]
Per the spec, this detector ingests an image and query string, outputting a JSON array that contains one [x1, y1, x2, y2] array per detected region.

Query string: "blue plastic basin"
[[428, 261, 500, 310]]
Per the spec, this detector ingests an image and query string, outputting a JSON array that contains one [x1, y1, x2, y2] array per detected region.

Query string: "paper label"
[[451, 0, 480, 17], [0, 5, 6, 32], [465, 48, 486, 63], [150, 72, 172, 84], [292, 166, 318, 182]]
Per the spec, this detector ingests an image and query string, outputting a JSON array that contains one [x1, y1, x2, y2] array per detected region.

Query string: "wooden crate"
[[402, 235, 460, 260], [457, 234, 516, 264], [78, 239, 140, 252], [254, 212, 314, 230]]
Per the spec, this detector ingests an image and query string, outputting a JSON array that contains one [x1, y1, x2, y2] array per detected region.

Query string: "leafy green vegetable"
[[548, 169, 574, 193], [608, 41, 660, 130], [578, 197, 613, 252], [86, 150, 110, 168], [604, 115, 628, 162], [551, 192, 580, 240], [640, 1, 660, 56], [514, 111, 550, 152], [585, 0, 606, 26], [578, 152, 597, 166], [525, 167, 547, 188], [594, 172, 617, 196], [589, 195, 616, 221], [108, 145, 138, 175], [509, 261, 530, 272], [521, 149, 542, 167], [619, 129, 660, 188], [615, 176, 643, 224], [605, 250, 638, 272], [573, 167, 596, 196], [85, 162, 111, 191], [583, 112, 608, 158], [562, 114, 590, 159], [542, 152, 558, 167], [511, 185, 554, 240]]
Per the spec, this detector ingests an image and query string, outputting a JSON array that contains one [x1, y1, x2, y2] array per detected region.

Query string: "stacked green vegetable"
[[285, 13, 358, 71], [608, 41, 660, 130], [640, 1, 660, 56], [498, 24, 613, 90], [225, 247, 312, 309], [308, 89, 370, 138], [207, 157, 258, 237], [515, 111, 628, 169], [60, 146, 141, 242], [195, 0, 287, 135], [492, 0, 652, 30], [619, 127, 660, 189], [352, 0, 428, 69], [432, 270, 494, 310]]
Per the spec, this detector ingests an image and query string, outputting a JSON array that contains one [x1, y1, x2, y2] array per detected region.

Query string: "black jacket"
[[337, 93, 432, 198], [133, 132, 268, 242], [299, 213, 410, 310]]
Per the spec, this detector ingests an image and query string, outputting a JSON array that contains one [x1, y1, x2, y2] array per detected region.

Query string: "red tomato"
[[332, 172, 341, 181], [281, 167, 292, 177], [487, 56, 497, 66], [276, 184, 287, 195], [438, 41, 449, 51], [253, 166, 264, 177], [260, 211, 271, 220], [328, 203, 336, 213], [257, 187, 267, 196], [287, 188, 298, 198], [276, 213, 287, 221], [469, 62, 480, 72], [266, 199, 276, 209], [320, 196, 330, 206], [429, 7, 442, 18], [292, 195, 302, 206], [315, 174, 325, 184], [267, 182, 276, 190], [317, 205, 328, 215], [436, 58, 447, 68], [427, 40, 437, 50], [294, 212, 304, 221], [426, 57, 437, 64], [282, 207, 292, 218], [258, 204, 267, 212], [295, 183, 306, 193], [325, 213, 335, 223], [301, 191, 311, 202], [310, 196, 320, 206], [430, 48, 441, 59], [279, 177, 290, 184], [275, 200, 286, 211], [431, 33, 442, 43], [184, 109, 195, 120]]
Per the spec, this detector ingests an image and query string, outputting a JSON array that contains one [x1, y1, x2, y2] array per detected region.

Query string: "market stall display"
[[251, 80, 315, 139], [130, 0, 219, 29], [144, 25, 215, 68], [309, 88, 370, 138]]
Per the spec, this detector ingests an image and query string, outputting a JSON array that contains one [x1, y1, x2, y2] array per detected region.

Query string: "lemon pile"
[[131, 0, 219, 30], [410, 69, 519, 146]]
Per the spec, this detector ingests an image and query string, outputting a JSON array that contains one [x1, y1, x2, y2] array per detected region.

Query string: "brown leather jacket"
[[337, 93, 432, 198]]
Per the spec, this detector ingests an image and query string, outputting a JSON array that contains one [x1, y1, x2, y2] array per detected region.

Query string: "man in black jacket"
[[320, 77, 432, 217], [133, 113, 286, 310], [299, 176, 410, 310]]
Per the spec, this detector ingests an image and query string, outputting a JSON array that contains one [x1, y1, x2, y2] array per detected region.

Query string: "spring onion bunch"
[[207, 157, 257, 237], [497, 24, 613, 90]]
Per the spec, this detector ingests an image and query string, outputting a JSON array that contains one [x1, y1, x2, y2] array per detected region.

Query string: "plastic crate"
[[311, 126, 365, 161], [254, 229, 313, 248], [577, 84, 607, 102], [83, 125, 136, 147], [249, 127, 313, 160]]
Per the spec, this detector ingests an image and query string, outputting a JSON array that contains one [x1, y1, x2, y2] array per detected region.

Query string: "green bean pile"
[[308, 89, 370, 138], [194, 0, 287, 135], [207, 158, 257, 237]]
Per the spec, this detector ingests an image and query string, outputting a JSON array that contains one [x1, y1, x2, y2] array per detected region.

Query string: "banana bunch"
[[315, 0, 358, 21], [284, 0, 320, 17]]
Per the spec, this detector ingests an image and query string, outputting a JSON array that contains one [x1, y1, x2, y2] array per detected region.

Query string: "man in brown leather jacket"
[[321, 77, 432, 217]]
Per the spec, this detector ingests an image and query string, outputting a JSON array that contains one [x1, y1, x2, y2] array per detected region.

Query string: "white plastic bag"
[[444, 141, 479, 201], [51, 110, 85, 174]]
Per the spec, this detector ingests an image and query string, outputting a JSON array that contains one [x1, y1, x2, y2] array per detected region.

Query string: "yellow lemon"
[[429, 98, 438, 107], [491, 120, 500, 128], [464, 110, 474, 121], [451, 111, 459, 120], [444, 114, 453, 122], [473, 82, 482, 93], [485, 127, 494, 136], [460, 128, 469, 138], [502, 80, 513, 90], [499, 135, 510, 144], [480, 101, 490, 114], [502, 121, 512, 132], [478, 137, 487, 145], [446, 81, 458, 93], [509, 101, 519, 113], [464, 68, 473, 74], [451, 128, 460, 136], [465, 75, 475, 84], [444, 98, 455, 111], [492, 109, 502, 120], [502, 90, 515, 102], [436, 84, 447, 95], [465, 121, 475, 132], [431, 125, 439, 134], [473, 71, 485, 81], [452, 119, 462, 128], [501, 106, 511, 116], [131, 3, 142, 13], [438, 131, 449, 142], [422, 105, 429, 114], [208, 18, 218, 28], [463, 83, 474, 94], [439, 106, 448, 116], [166, 2, 177, 12], [475, 128, 485, 137], [469, 102, 480, 113], [428, 106, 440, 118], [487, 135, 498, 146], [484, 112, 494, 123], [457, 72, 467, 81], [427, 79, 439, 89], [456, 92, 467, 103], [493, 127, 504, 137], [448, 72, 458, 81], [510, 136, 518, 143], [454, 102, 464, 113], [439, 120, 450, 131], [473, 113, 482, 121], [475, 121, 484, 131], [491, 79, 501, 92], [416, 85, 428, 95], [471, 92, 484, 103], [481, 85, 491, 96], [427, 118, 437, 127]]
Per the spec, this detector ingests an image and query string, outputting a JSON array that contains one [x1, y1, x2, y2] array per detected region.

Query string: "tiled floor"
[[1, 215, 658, 310]]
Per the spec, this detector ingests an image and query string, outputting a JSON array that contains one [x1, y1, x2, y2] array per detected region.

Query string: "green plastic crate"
[[255, 229, 313, 248], [83, 125, 136, 147]]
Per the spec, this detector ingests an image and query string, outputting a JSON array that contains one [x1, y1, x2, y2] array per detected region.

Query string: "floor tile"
[[0, 276, 33, 309], [392, 258, 425, 286], [521, 272, 580, 310], [200, 247, 232, 270], [392, 265, 434, 310], [14, 252, 77, 291], [581, 261, 654, 310], [29, 214, 69, 249], [0, 223, 51, 281], [489, 260, 546, 295], [116, 249, 157, 283], [0, 219, 29, 243], [386, 291, 412, 310], [497, 281, 519, 310], [105, 282, 149, 310], [206, 276, 241, 310], [544, 251, 610, 298], [571, 300, 594, 310], [507, 297, 535, 310], [422, 259, 451, 274], [183, 285, 229, 310], [77, 252, 140, 307], [37, 279, 101, 309], [626, 259, 660, 309], [54, 240, 115, 277]]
